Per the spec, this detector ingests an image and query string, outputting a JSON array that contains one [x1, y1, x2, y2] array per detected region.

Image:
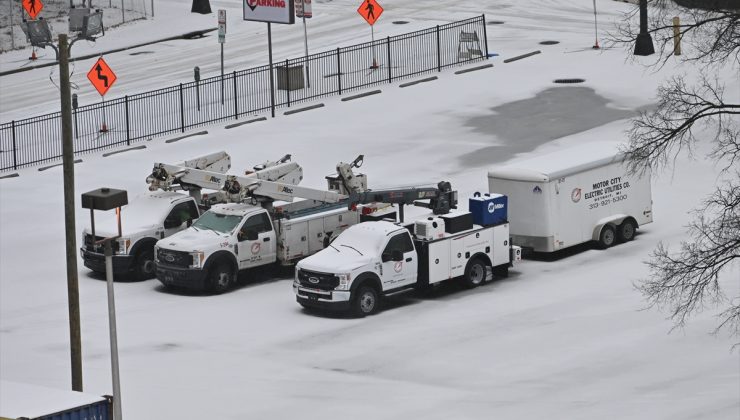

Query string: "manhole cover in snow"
[[393, 20, 409, 24], [554, 78, 586, 84], [540, 40, 560, 45]]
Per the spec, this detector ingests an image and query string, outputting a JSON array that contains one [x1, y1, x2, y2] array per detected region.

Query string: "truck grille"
[[157, 248, 191, 268], [297, 269, 339, 291], [84, 234, 120, 253]]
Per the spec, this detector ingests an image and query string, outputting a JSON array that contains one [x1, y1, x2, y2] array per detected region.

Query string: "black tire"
[[207, 263, 234, 294], [598, 225, 617, 249], [617, 219, 637, 242], [352, 285, 380, 317], [134, 248, 156, 281], [463, 258, 487, 288]]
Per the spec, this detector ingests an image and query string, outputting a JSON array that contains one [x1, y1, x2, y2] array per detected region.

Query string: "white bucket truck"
[[153, 156, 388, 293], [293, 184, 521, 316], [487, 142, 653, 253]]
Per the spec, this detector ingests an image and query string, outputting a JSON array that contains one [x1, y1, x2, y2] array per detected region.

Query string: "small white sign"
[[295, 0, 312, 18], [243, 0, 295, 24], [218, 9, 226, 24], [218, 23, 226, 43]]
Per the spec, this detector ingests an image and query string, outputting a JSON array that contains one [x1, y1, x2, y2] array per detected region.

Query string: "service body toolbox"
[[488, 142, 653, 252]]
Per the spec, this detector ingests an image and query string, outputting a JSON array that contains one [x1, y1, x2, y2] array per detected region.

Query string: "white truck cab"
[[80, 191, 200, 280]]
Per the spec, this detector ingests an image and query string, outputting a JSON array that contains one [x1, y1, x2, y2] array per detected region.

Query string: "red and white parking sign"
[[243, 0, 295, 24]]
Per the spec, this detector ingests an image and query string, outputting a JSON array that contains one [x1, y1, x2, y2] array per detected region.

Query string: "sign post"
[[296, 0, 312, 87], [357, 0, 383, 69], [218, 9, 226, 105], [87, 57, 118, 132], [243, 0, 296, 118]]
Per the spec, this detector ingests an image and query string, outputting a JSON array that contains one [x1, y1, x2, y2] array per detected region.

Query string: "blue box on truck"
[[469, 192, 508, 226], [0, 380, 111, 420]]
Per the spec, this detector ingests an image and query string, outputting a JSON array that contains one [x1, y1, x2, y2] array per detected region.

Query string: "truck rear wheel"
[[598, 225, 616, 249], [463, 258, 486, 288], [617, 219, 637, 242], [208, 263, 233, 294], [352, 285, 379, 317]]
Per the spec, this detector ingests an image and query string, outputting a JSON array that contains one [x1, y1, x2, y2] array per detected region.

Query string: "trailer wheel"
[[598, 225, 616, 249], [352, 285, 379, 317], [134, 249, 155, 281], [617, 219, 637, 242], [463, 258, 487, 288], [207, 263, 233, 294]]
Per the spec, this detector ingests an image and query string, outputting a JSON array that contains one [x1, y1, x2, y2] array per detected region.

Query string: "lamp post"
[[634, 0, 655, 56], [81, 187, 128, 420]]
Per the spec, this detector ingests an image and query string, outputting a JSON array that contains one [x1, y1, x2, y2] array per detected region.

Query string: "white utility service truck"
[[80, 152, 301, 280], [487, 142, 653, 253], [294, 185, 521, 316], [153, 156, 389, 293]]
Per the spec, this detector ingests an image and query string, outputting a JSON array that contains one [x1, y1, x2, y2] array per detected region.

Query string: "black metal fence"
[[0, 15, 488, 172]]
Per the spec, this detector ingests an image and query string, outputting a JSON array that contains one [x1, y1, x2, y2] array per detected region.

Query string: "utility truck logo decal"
[[279, 185, 294, 194], [585, 176, 632, 210], [571, 188, 582, 203], [394, 261, 403, 273], [251, 242, 261, 254]]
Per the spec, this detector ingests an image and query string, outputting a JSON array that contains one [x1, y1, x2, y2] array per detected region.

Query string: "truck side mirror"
[[241, 230, 258, 241], [392, 250, 404, 262], [381, 252, 391, 263]]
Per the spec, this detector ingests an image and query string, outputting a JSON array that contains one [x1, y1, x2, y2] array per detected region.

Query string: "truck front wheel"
[[352, 285, 380, 317], [134, 249, 155, 281], [208, 263, 234, 294], [463, 258, 487, 288]]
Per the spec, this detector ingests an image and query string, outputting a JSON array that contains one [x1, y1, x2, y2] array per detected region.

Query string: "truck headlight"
[[154, 245, 160, 262], [115, 237, 131, 255], [335, 273, 352, 291], [190, 251, 205, 269]]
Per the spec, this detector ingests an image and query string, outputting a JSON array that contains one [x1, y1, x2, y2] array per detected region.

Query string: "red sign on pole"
[[357, 0, 382, 26], [87, 57, 117, 97], [22, 0, 43, 20]]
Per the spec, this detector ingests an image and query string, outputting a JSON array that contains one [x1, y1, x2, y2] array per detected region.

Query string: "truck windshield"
[[192, 211, 242, 234]]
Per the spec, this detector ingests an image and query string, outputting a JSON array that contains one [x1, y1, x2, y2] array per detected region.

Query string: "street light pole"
[[634, 0, 655, 56], [59, 33, 84, 393]]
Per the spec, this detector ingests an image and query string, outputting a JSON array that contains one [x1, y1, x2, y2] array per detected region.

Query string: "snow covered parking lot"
[[1, 0, 738, 419]]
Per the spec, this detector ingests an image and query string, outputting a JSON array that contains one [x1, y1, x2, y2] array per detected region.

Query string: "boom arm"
[[347, 181, 457, 222]]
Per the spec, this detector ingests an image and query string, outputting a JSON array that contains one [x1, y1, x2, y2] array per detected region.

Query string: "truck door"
[[163, 200, 199, 238], [237, 212, 277, 269], [380, 232, 418, 289]]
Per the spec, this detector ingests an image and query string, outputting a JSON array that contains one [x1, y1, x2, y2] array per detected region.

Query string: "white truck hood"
[[82, 217, 159, 238], [298, 245, 375, 273], [158, 228, 231, 253]]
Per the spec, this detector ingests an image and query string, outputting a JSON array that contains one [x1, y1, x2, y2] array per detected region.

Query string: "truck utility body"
[[488, 142, 653, 253], [294, 194, 521, 316]]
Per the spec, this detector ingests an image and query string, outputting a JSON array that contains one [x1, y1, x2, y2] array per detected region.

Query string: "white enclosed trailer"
[[487, 142, 653, 252]]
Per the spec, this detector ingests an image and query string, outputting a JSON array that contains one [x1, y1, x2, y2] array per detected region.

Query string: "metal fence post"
[[179, 84, 185, 133], [233, 71, 239, 119], [285, 59, 291, 108], [124, 95, 131, 146], [386, 37, 392, 83], [11, 120, 18, 170], [482, 15, 490, 59], [436, 25, 442, 72], [336, 48, 342, 95]]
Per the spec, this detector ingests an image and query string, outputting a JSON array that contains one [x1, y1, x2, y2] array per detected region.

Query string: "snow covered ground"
[[1, 0, 738, 419]]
